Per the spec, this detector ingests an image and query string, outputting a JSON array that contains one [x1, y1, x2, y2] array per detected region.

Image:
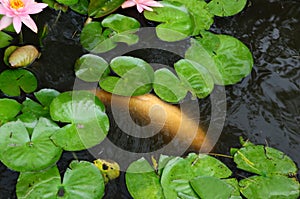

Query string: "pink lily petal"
[[121, 0, 136, 8], [13, 16, 22, 33], [26, 3, 48, 14], [143, 0, 163, 7], [0, 15, 12, 30], [140, 4, 153, 12], [21, 15, 37, 33], [136, 4, 144, 13]]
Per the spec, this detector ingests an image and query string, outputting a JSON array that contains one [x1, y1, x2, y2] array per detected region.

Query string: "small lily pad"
[[233, 145, 298, 176], [56, 0, 78, 6], [144, 1, 194, 41], [69, 0, 89, 14], [0, 69, 37, 96], [153, 68, 187, 103], [75, 54, 110, 82], [34, 88, 60, 107], [0, 31, 13, 48], [3, 45, 18, 66], [100, 56, 154, 96], [0, 98, 21, 125], [102, 14, 140, 33], [50, 91, 109, 151], [174, 59, 214, 98], [0, 118, 62, 172], [88, 0, 124, 18], [126, 157, 165, 199], [239, 175, 300, 199], [16, 161, 105, 198], [206, 0, 248, 17], [94, 159, 120, 183], [161, 153, 232, 198]]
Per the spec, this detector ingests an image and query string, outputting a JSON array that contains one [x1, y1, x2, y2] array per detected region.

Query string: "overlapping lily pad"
[[100, 56, 154, 96], [0, 118, 62, 172], [0, 69, 37, 96], [174, 59, 214, 98], [49, 90, 109, 151], [153, 68, 187, 103], [0, 98, 21, 125], [16, 161, 105, 198]]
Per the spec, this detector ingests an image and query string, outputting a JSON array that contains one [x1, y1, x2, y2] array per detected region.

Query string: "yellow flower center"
[[10, 0, 24, 9]]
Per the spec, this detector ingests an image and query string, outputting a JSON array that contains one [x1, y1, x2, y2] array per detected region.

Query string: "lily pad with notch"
[[49, 90, 109, 151], [16, 161, 105, 198], [0, 69, 37, 96], [0, 98, 22, 126], [0, 118, 62, 172], [100, 56, 154, 96], [174, 59, 214, 98]]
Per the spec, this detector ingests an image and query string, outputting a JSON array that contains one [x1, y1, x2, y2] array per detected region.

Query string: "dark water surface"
[[0, 0, 299, 198]]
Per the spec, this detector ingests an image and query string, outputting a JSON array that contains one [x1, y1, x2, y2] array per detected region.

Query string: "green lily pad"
[[49, 91, 109, 151], [233, 145, 298, 176], [0, 118, 62, 172], [239, 175, 300, 199], [75, 54, 110, 82], [88, 0, 124, 18], [102, 14, 140, 33], [0, 98, 21, 125], [69, 0, 89, 14], [16, 112, 38, 135], [3, 45, 18, 66], [56, 0, 78, 6], [34, 88, 60, 107], [100, 56, 154, 96], [144, 1, 194, 41], [16, 161, 105, 198], [153, 68, 187, 103], [206, 0, 248, 17], [161, 153, 232, 198], [190, 176, 236, 199], [0, 31, 13, 48], [174, 59, 214, 98], [126, 157, 164, 199], [0, 69, 37, 96], [165, 0, 214, 35], [186, 33, 253, 85], [21, 98, 49, 118]]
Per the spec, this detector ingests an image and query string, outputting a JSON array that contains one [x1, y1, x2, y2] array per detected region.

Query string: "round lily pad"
[[206, 0, 248, 17], [161, 153, 232, 198], [174, 59, 214, 98], [75, 54, 110, 82], [88, 0, 124, 18], [49, 91, 109, 151], [239, 175, 300, 199], [102, 14, 140, 33], [234, 145, 298, 176], [0, 69, 37, 96], [100, 56, 154, 96], [16, 161, 105, 198], [126, 157, 164, 199], [0, 98, 21, 125], [153, 68, 187, 103], [0, 118, 62, 172]]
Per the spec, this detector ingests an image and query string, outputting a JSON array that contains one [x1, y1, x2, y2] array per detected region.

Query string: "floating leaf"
[[144, 1, 194, 41], [126, 157, 164, 199], [16, 161, 105, 199], [56, 0, 78, 6], [190, 176, 235, 199], [3, 45, 18, 66], [161, 153, 232, 198], [94, 159, 120, 183], [50, 91, 109, 151], [8, 45, 40, 68], [75, 54, 110, 82], [102, 14, 140, 33], [88, 0, 124, 18], [0, 98, 21, 125], [0, 118, 62, 172], [186, 33, 253, 85], [34, 88, 60, 107], [0, 31, 13, 48], [206, 0, 248, 17], [233, 145, 298, 176], [0, 69, 37, 96], [165, 0, 214, 34], [174, 59, 214, 98], [153, 68, 187, 103], [239, 175, 300, 199], [100, 56, 154, 96], [21, 98, 49, 118], [69, 0, 89, 14]]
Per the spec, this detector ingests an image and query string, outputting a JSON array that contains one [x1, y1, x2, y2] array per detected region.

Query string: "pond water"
[[0, 0, 299, 198]]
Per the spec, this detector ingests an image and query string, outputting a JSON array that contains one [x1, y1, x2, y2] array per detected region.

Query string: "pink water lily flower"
[[122, 0, 163, 13], [0, 0, 48, 33]]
